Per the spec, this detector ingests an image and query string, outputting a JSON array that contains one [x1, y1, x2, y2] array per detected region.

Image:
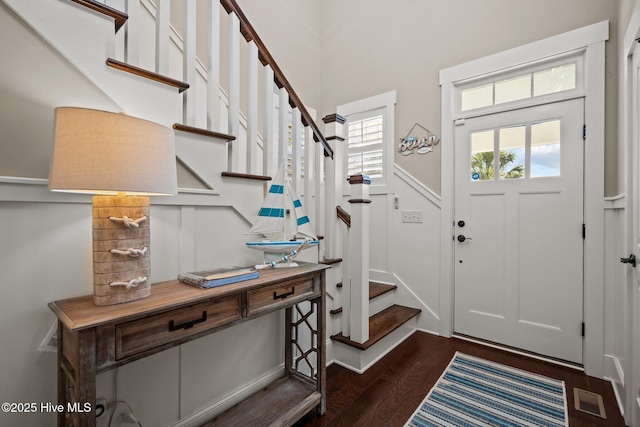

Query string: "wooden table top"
[[49, 262, 328, 331]]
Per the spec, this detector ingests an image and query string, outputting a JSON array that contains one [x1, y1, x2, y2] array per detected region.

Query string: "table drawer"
[[115, 294, 241, 359], [247, 276, 319, 316]]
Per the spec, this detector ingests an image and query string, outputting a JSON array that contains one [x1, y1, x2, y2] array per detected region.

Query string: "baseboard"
[[168, 364, 285, 427], [604, 353, 625, 387], [331, 326, 418, 374], [603, 353, 626, 419], [416, 327, 441, 337]]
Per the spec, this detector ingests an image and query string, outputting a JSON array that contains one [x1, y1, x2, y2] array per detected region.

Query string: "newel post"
[[322, 114, 346, 260], [348, 174, 371, 344]]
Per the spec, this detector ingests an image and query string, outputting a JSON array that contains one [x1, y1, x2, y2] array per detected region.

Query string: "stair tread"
[[330, 282, 397, 315], [173, 124, 235, 142], [320, 258, 342, 265], [70, 0, 128, 32], [369, 282, 397, 299], [331, 304, 421, 350], [106, 58, 190, 93], [221, 172, 271, 181]]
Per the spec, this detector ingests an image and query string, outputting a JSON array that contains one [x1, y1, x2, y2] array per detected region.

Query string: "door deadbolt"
[[457, 220, 465, 228]]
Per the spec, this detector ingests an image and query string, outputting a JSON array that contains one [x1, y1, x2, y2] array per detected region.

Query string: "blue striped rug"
[[405, 352, 568, 427]]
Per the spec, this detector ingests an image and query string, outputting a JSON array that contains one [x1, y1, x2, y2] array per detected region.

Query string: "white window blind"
[[346, 108, 384, 179]]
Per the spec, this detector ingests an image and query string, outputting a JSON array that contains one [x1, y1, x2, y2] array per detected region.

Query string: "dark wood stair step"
[[70, 0, 128, 32], [330, 304, 421, 351], [106, 58, 190, 92], [221, 172, 271, 181], [320, 258, 342, 266], [173, 124, 235, 142], [330, 282, 397, 315]]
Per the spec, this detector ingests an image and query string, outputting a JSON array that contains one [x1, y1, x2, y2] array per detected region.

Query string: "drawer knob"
[[273, 287, 295, 300], [169, 311, 207, 331]]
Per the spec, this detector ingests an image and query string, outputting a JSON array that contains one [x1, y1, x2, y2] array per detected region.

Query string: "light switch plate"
[[401, 210, 423, 223]]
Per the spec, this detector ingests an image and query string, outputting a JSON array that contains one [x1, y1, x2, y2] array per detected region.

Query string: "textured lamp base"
[[92, 195, 151, 306]]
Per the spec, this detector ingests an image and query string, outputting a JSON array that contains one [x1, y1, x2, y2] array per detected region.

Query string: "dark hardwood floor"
[[296, 331, 625, 427]]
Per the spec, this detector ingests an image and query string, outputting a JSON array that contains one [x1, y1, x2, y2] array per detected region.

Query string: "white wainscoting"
[[0, 179, 282, 426]]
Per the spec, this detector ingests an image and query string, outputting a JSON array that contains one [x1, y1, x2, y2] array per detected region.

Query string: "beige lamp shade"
[[49, 107, 177, 196]]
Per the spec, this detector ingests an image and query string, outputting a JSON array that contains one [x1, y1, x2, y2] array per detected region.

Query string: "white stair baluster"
[[315, 140, 325, 261], [124, 0, 140, 65], [262, 65, 275, 177], [182, 0, 196, 126], [207, 0, 221, 132], [304, 125, 316, 223], [227, 12, 241, 171], [154, 0, 170, 75], [278, 86, 289, 169], [292, 108, 301, 193], [105, 0, 125, 61], [247, 40, 259, 175]]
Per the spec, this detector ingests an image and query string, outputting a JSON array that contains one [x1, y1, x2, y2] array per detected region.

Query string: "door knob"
[[620, 254, 636, 267], [457, 235, 472, 243]]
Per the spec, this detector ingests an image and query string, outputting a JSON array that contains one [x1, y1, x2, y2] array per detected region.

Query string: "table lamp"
[[49, 107, 177, 305]]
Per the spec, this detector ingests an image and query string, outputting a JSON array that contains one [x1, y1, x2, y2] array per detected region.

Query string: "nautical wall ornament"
[[399, 123, 440, 156]]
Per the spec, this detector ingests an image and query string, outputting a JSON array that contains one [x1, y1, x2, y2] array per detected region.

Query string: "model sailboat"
[[246, 166, 319, 268]]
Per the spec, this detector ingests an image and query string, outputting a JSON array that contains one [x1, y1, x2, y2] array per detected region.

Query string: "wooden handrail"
[[173, 124, 236, 142], [106, 58, 189, 92], [337, 206, 351, 228], [219, 0, 333, 159], [69, 0, 128, 32]]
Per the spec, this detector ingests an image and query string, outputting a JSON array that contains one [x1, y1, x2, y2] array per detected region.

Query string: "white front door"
[[454, 99, 584, 364]]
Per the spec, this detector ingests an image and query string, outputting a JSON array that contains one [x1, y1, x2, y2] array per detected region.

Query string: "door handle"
[[620, 254, 636, 267], [457, 235, 472, 243]]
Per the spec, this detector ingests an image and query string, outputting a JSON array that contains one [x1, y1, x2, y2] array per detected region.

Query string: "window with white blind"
[[338, 91, 396, 193], [346, 109, 384, 179]]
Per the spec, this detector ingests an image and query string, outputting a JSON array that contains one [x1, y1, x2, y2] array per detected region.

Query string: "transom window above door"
[[456, 52, 584, 115], [470, 119, 562, 181]]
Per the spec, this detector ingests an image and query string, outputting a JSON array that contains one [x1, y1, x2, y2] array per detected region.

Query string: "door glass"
[[461, 84, 493, 111], [533, 64, 576, 96], [531, 120, 561, 177], [470, 130, 495, 180], [498, 125, 525, 179], [495, 75, 531, 105]]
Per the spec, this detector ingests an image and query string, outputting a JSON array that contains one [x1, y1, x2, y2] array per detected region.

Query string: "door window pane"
[[495, 75, 531, 105], [470, 130, 495, 181], [531, 120, 561, 177], [498, 126, 525, 179], [461, 84, 493, 111], [533, 64, 576, 96]]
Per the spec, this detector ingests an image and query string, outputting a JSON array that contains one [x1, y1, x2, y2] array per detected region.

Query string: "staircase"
[[3, 0, 421, 376]]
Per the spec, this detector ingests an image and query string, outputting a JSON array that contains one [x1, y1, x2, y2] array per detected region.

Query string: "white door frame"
[[439, 21, 609, 377], [622, 8, 640, 424]]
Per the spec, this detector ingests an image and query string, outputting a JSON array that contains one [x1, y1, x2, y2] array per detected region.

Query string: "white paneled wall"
[[0, 181, 279, 425]]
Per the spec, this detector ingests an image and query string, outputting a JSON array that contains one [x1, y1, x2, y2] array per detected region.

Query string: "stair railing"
[[106, 0, 331, 177], [99, 0, 337, 261]]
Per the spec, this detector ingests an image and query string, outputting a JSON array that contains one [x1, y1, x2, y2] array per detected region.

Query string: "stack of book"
[[178, 266, 258, 289]]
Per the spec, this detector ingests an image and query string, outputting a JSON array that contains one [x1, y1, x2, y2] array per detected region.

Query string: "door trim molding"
[[439, 21, 609, 378]]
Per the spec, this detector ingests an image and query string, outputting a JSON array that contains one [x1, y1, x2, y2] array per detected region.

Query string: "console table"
[[49, 262, 327, 426]]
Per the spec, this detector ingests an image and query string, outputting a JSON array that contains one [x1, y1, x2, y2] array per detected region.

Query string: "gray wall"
[[313, 0, 618, 195]]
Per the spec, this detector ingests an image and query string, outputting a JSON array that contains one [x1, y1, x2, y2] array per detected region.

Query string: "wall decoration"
[[399, 123, 440, 156]]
